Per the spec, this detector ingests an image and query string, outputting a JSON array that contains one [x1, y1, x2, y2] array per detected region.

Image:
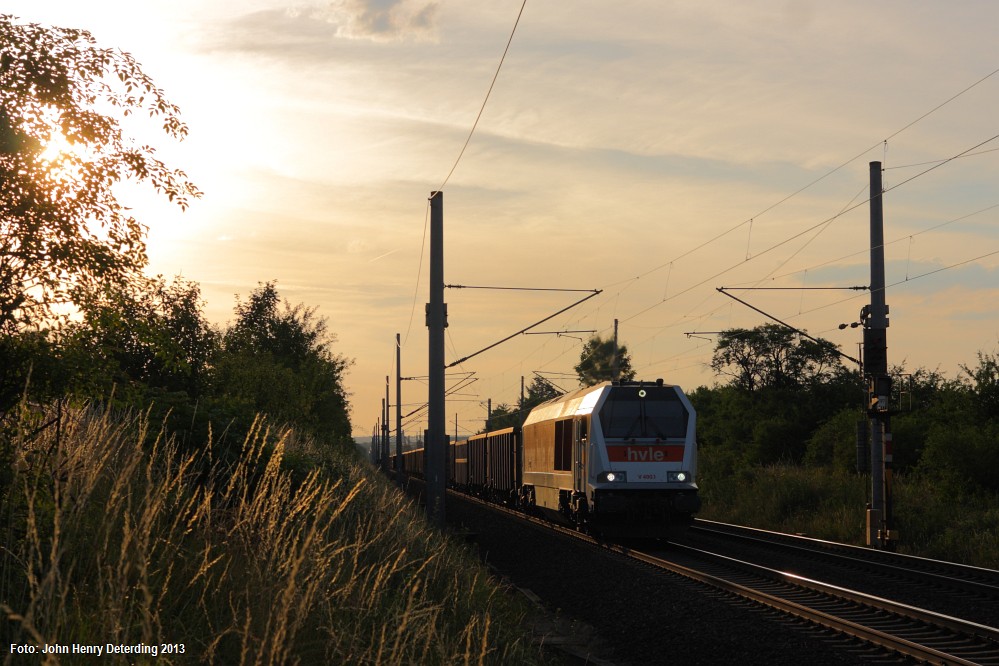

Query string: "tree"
[[961, 350, 999, 420], [524, 374, 562, 405], [485, 403, 520, 432], [574, 335, 635, 386], [62, 275, 217, 400], [213, 282, 353, 443], [482, 376, 563, 432], [692, 325, 857, 466], [710, 324, 843, 391], [0, 15, 200, 337]]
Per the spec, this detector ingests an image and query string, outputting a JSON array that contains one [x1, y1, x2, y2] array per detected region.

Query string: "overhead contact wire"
[[434, 0, 528, 195]]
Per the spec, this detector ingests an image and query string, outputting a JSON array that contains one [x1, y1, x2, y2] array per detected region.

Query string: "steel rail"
[[630, 544, 989, 666], [656, 542, 999, 664], [439, 489, 999, 664], [692, 519, 999, 597]]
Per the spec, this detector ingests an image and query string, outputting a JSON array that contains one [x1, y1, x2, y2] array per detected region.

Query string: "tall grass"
[[0, 404, 547, 664], [698, 445, 999, 568]]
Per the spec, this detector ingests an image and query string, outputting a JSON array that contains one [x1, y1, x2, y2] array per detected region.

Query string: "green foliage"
[[919, 421, 999, 494], [804, 407, 864, 470], [525, 374, 562, 404], [484, 376, 562, 432], [695, 327, 999, 518], [711, 324, 845, 391], [747, 412, 808, 464], [698, 449, 869, 543], [485, 402, 519, 432], [574, 334, 635, 386], [892, 475, 999, 567], [696, 339, 999, 567], [0, 15, 200, 337], [698, 453, 999, 568], [0, 330, 66, 413], [211, 282, 353, 444], [961, 350, 999, 419], [63, 275, 216, 400], [695, 325, 860, 466]]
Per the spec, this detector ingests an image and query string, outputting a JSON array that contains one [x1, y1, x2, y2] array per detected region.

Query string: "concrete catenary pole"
[[381, 396, 388, 469], [611, 318, 620, 382], [865, 161, 894, 549], [395, 333, 404, 485], [426, 191, 446, 527]]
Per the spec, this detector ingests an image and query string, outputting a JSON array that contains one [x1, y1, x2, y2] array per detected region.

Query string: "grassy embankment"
[[0, 404, 551, 664], [697, 446, 999, 569]]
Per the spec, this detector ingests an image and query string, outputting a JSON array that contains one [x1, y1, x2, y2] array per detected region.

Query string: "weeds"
[[1, 404, 545, 664]]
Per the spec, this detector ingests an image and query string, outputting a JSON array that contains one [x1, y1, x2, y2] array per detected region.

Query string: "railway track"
[[682, 519, 999, 628], [637, 542, 999, 665], [444, 489, 999, 664]]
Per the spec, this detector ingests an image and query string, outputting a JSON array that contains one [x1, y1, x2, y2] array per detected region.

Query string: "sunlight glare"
[[39, 129, 80, 163]]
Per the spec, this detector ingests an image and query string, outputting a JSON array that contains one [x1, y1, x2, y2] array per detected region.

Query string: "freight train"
[[391, 379, 701, 539]]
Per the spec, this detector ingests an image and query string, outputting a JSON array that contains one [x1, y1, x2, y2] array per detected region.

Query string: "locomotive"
[[392, 379, 701, 539]]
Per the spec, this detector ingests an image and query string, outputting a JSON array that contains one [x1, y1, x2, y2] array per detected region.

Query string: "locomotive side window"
[[599, 386, 688, 439], [554, 419, 572, 471]]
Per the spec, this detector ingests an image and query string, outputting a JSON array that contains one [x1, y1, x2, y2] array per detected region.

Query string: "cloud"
[[313, 0, 439, 42]]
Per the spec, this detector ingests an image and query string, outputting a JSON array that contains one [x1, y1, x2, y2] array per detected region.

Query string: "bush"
[[804, 407, 864, 471], [697, 452, 999, 568], [919, 421, 999, 495]]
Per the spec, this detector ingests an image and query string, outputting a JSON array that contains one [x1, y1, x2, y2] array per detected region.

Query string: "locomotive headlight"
[[667, 471, 690, 483], [598, 471, 627, 483]]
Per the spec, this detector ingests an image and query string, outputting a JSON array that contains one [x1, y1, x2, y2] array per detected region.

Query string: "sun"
[[35, 127, 89, 189], [39, 130, 75, 163]]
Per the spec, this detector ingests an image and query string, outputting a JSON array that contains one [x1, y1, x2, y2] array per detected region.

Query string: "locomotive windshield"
[[599, 385, 688, 440]]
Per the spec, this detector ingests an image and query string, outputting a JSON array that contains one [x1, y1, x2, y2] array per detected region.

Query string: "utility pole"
[[611, 318, 620, 382], [395, 334, 404, 486], [381, 395, 388, 470], [426, 191, 446, 528], [864, 161, 895, 550]]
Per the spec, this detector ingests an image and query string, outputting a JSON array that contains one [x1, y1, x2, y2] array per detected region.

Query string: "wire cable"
[[792, 246, 999, 321], [759, 201, 999, 284], [403, 199, 431, 347], [883, 67, 999, 144], [426, 66, 999, 418], [599, 67, 999, 294], [434, 0, 528, 194]]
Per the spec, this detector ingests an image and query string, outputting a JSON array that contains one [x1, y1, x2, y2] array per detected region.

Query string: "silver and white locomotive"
[[520, 379, 700, 538]]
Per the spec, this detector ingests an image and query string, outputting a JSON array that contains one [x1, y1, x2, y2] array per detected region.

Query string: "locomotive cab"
[[587, 380, 701, 537]]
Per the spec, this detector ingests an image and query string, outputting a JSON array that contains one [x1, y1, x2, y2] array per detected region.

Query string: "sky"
[[8, 1, 999, 439]]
